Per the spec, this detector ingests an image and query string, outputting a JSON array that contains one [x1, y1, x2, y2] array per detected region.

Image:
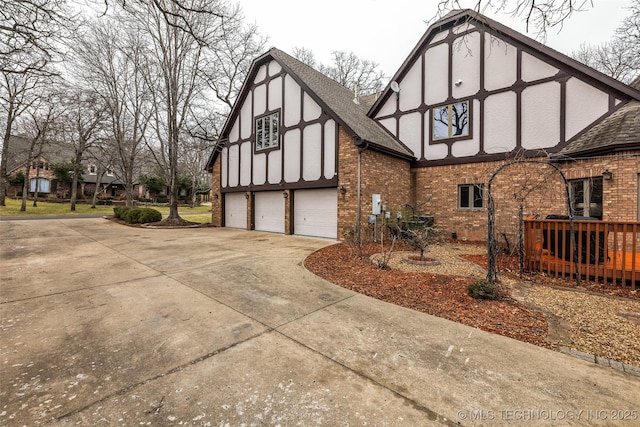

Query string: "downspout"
[[356, 140, 369, 244]]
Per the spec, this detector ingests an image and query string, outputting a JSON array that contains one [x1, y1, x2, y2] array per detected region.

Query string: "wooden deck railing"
[[524, 219, 639, 290]]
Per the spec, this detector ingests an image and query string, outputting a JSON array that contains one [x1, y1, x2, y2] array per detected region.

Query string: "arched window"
[[29, 178, 50, 193]]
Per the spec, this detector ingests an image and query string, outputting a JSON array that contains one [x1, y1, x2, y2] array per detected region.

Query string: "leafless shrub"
[[401, 225, 447, 261]]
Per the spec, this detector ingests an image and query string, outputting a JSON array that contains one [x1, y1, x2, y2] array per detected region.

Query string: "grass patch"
[[0, 198, 212, 218], [0, 198, 114, 216], [165, 213, 211, 224]]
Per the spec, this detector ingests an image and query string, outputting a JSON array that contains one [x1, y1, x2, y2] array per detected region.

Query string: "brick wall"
[[560, 151, 639, 221], [210, 155, 222, 226], [415, 152, 639, 244], [8, 159, 62, 198], [337, 128, 412, 240]]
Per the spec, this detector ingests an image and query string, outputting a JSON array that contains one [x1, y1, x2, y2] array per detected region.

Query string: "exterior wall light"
[[245, 193, 250, 199], [602, 170, 612, 180], [339, 185, 347, 196], [213, 193, 219, 200], [282, 191, 288, 199]]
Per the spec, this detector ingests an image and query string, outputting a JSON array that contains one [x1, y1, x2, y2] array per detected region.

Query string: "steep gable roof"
[[270, 48, 413, 157], [6, 135, 71, 173], [206, 48, 414, 170], [369, 9, 640, 117]]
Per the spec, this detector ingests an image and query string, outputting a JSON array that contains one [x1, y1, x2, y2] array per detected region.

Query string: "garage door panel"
[[294, 189, 337, 239], [225, 193, 247, 229], [255, 192, 285, 233]]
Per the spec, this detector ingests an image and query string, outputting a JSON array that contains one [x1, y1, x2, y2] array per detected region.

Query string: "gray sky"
[[238, 0, 633, 77]]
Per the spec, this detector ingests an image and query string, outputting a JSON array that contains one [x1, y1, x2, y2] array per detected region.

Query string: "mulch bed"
[[305, 243, 550, 348], [461, 254, 640, 301]]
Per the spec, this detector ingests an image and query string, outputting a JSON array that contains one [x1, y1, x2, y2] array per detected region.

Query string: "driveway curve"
[[0, 218, 638, 426]]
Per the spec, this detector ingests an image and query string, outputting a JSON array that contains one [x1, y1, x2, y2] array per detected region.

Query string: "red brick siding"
[[337, 127, 412, 240], [415, 152, 639, 243], [210, 156, 222, 226]]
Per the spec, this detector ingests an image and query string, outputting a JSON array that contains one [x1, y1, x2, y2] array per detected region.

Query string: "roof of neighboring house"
[[6, 135, 128, 185], [82, 174, 125, 185], [6, 135, 70, 173], [206, 48, 415, 170]]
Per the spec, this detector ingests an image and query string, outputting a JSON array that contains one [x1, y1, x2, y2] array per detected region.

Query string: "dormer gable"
[[369, 9, 640, 166]]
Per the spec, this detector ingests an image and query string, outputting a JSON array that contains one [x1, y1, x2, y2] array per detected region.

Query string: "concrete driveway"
[[1, 218, 638, 426]]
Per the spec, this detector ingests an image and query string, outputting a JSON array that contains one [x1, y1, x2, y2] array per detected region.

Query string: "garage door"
[[224, 193, 247, 229], [255, 191, 285, 233], [294, 188, 337, 239]]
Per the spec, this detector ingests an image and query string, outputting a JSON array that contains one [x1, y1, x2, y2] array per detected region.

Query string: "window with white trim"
[[433, 101, 469, 140], [458, 184, 484, 209], [30, 178, 50, 193], [255, 111, 279, 151], [89, 164, 97, 175]]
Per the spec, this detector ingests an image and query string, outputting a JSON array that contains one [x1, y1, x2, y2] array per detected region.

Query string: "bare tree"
[[571, 1, 640, 84], [294, 49, 386, 96], [1, 61, 56, 206], [435, 0, 596, 39], [59, 88, 107, 211], [123, 0, 237, 223], [72, 18, 151, 206], [0, 0, 74, 75], [19, 95, 59, 211], [201, 18, 267, 109], [292, 47, 318, 69], [179, 131, 215, 206]]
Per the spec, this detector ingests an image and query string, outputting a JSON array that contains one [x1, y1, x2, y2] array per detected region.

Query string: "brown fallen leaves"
[[305, 243, 550, 348]]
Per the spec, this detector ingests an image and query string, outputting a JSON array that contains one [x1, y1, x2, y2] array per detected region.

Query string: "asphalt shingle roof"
[[263, 48, 414, 159], [557, 100, 640, 157]]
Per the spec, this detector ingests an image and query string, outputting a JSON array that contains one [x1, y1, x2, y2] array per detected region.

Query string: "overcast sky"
[[238, 0, 633, 77]]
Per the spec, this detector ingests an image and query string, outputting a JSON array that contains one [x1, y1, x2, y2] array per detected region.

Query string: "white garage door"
[[255, 191, 285, 233], [294, 188, 337, 239], [224, 193, 247, 229]]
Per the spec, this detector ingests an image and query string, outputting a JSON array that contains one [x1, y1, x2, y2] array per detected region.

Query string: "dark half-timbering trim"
[[221, 176, 338, 194], [412, 148, 561, 168]]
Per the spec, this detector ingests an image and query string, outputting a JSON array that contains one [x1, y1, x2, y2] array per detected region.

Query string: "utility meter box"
[[368, 215, 377, 224], [372, 194, 381, 215]]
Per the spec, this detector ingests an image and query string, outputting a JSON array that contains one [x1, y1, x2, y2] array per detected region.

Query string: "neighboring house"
[[6, 135, 66, 197], [5, 136, 129, 200], [81, 161, 129, 199], [206, 9, 640, 242]]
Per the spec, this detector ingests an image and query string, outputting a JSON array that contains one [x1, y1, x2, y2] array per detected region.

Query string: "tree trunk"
[[0, 97, 18, 207], [20, 164, 31, 211], [91, 168, 105, 208], [70, 149, 83, 211], [0, 120, 12, 207]]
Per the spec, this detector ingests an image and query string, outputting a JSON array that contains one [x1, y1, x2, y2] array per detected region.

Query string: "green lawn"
[[0, 198, 212, 223]]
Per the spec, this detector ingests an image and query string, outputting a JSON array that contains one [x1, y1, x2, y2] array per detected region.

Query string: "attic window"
[[433, 101, 469, 140], [89, 164, 97, 175], [255, 111, 280, 151]]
